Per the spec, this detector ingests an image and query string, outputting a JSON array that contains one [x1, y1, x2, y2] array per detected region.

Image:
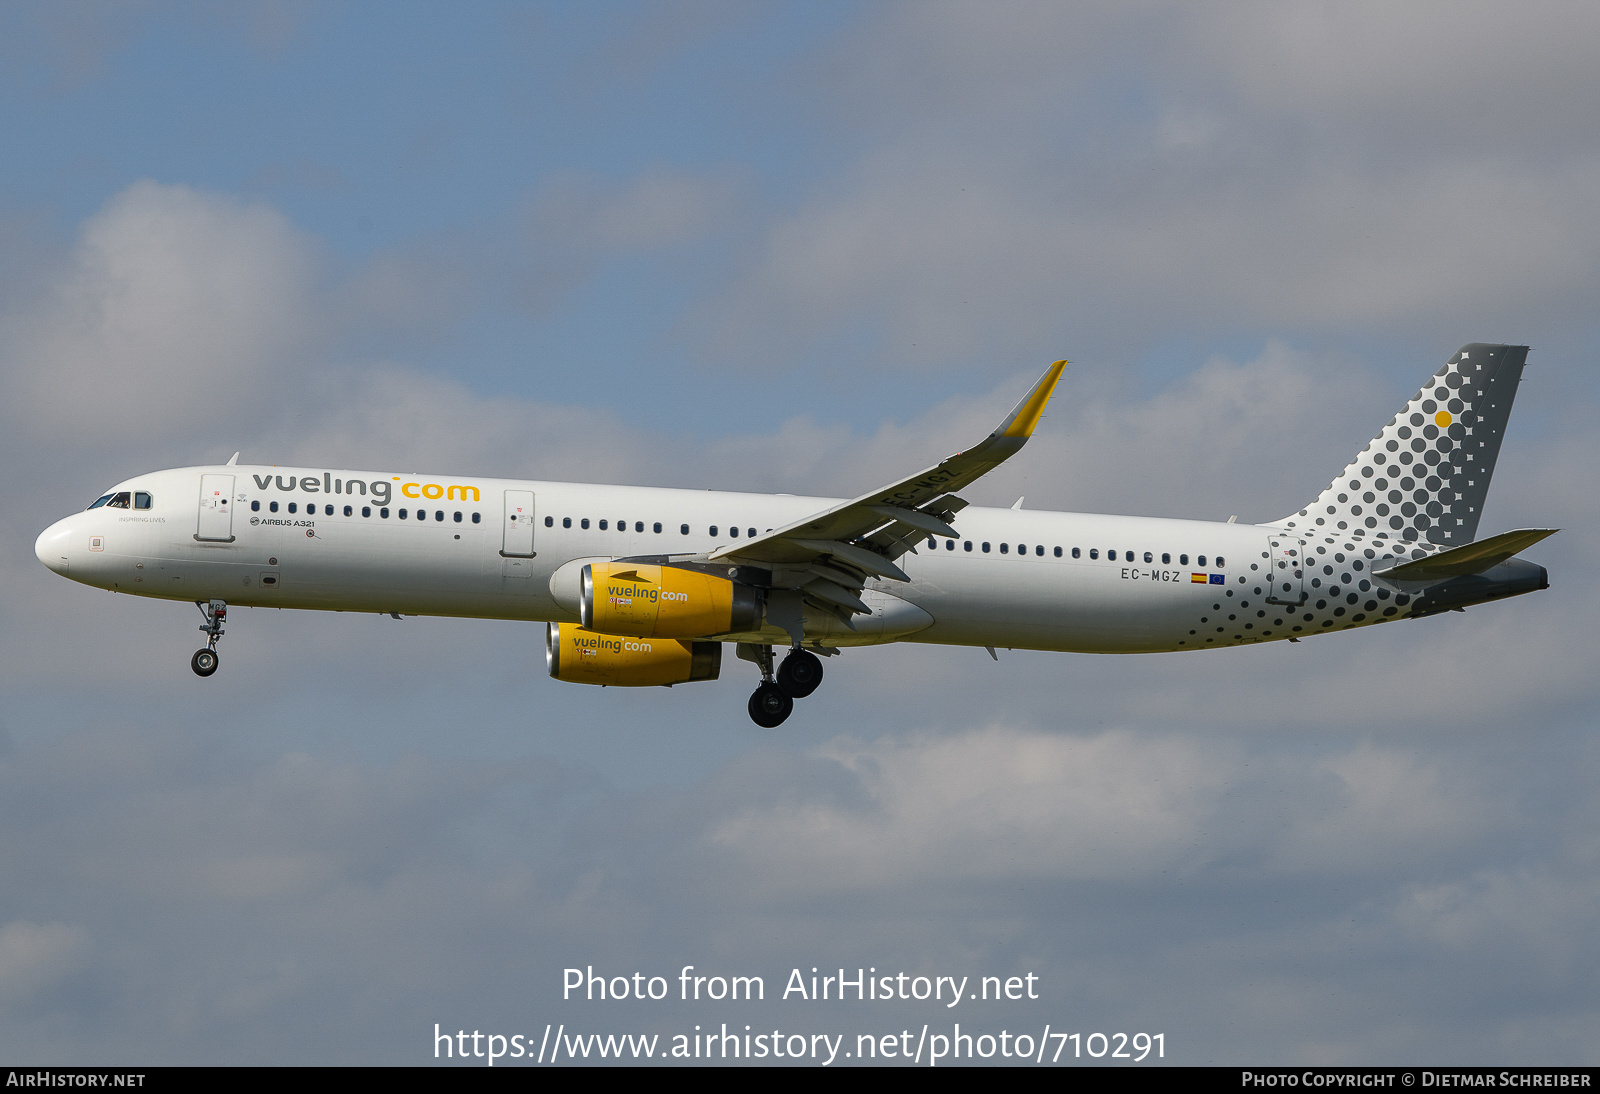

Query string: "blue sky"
[[4, 0, 1599, 1065]]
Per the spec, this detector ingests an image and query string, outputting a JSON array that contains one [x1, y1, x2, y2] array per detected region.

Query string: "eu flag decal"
[[1209, 574, 1224, 585]]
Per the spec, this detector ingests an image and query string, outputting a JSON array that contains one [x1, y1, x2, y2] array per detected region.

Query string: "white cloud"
[[700, 726, 1503, 894], [708, 725, 1227, 887], [1, 180, 322, 448], [517, 166, 747, 310], [1188, 1, 1600, 152], [696, 146, 1600, 366], [0, 921, 89, 1004], [686, 2, 1600, 368]]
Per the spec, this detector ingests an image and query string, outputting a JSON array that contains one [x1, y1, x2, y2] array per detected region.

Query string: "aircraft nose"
[[35, 519, 74, 575]]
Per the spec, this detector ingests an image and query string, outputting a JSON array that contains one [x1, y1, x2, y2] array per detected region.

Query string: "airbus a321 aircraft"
[[36, 344, 1553, 726]]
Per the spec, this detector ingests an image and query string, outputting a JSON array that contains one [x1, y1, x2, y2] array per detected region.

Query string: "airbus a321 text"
[[36, 344, 1553, 726]]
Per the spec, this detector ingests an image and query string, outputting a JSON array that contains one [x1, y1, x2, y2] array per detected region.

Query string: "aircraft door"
[[1265, 535, 1306, 605], [196, 474, 236, 542], [501, 489, 536, 574]]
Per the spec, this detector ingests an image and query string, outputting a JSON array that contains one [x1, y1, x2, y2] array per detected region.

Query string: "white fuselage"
[[35, 463, 1421, 654]]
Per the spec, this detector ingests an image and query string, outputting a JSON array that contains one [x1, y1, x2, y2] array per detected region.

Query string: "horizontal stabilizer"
[[1376, 528, 1557, 581]]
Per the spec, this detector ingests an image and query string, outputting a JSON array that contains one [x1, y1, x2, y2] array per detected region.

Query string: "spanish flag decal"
[[1191, 573, 1208, 583]]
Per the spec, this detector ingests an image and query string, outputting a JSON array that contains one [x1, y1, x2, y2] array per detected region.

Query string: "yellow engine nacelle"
[[546, 623, 721, 687], [580, 562, 761, 639]]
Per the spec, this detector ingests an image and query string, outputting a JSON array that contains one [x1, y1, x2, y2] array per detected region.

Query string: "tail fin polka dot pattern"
[[1273, 344, 1528, 549]]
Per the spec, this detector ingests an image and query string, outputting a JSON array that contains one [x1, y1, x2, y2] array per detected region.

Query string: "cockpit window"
[[134, 492, 153, 510], [87, 494, 114, 510], [106, 492, 132, 509]]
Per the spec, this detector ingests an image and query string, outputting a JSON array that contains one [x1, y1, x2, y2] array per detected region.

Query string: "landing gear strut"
[[192, 599, 226, 677], [742, 645, 827, 726]]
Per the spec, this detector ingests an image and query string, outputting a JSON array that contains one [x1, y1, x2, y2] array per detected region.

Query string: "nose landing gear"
[[742, 645, 827, 727], [191, 599, 226, 677]]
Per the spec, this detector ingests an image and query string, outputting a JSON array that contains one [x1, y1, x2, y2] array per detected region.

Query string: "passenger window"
[[251, 501, 260, 512], [1198, 555, 1206, 566], [1162, 553, 1170, 564], [435, 511, 444, 521], [327, 505, 335, 516], [1000, 543, 1009, 554], [747, 528, 756, 538], [653, 522, 662, 533], [963, 541, 972, 552], [563, 517, 571, 528], [946, 540, 955, 550], [581, 518, 590, 529], [710, 525, 719, 537], [1180, 554, 1188, 565], [1090, 549, 1099, 559], [637, 522, 646, 533], [599, 520, 608, 530], [88, 494, 113, 509], [545, 516, 554, 527], [363, 507, 371, 517], [270, 502, 279, 513], [1107, 549, 1116, 561], [730, 527, 739, 538], [982, 542, 991, 553], [454, 512, 462, 523], [108, 492, 131, 509], [398, 508, 407, 519], [134, 492, 152, 510], [344, 505, 353, 516], [289, 503, 298, 514], [1144, 552, 1153, 563], [1216, 556, 1225, 567], [1069, 547, 1077, 558], [1036, 545, 1044, 556], [380, 508, 389, 518], [928, 537, 937, 549], [681, 524, 689, 535], [471, 513, 480, 523]]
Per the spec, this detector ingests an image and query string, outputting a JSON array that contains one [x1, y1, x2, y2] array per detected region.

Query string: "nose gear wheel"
[[191, 599, 227, 678]]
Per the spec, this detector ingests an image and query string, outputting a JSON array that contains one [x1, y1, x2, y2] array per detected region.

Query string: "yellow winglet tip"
[[1001, 359, 1067, 438]]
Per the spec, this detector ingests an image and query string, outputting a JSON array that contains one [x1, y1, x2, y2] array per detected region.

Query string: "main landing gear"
[[191, 599, 226, 677], [745, 645, 825, 727]]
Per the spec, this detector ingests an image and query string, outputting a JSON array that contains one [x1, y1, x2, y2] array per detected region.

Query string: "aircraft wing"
[[709, 361, 1065, 620]]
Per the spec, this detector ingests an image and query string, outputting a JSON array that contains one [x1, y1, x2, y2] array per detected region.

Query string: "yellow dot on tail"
[[1435, 411, 1453, 427]]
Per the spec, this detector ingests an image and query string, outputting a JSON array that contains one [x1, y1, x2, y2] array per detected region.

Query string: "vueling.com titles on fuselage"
[[247, 473, 481, 507]]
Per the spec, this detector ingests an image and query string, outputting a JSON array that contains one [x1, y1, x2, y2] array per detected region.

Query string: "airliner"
[[35, 344, 1553, 726]]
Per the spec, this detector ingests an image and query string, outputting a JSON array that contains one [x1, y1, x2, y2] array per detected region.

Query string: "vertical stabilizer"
[[1273, 344, 1528, 547]]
